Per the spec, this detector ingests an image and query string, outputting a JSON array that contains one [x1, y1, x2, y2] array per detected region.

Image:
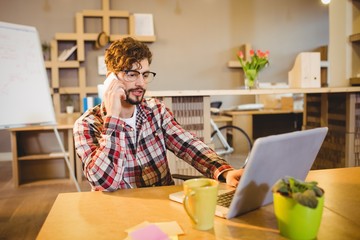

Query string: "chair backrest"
[[210, 101, 222, 109]]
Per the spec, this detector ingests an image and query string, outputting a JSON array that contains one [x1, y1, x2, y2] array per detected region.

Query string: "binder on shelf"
[[288, 52, 321, 88], [58, 45, 77, 61], [83, 97, 101, 112], [134, 13, 154, 36]]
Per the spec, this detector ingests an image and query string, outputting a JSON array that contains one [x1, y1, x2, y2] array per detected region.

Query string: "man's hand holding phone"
[[103, 72, 126, 118]]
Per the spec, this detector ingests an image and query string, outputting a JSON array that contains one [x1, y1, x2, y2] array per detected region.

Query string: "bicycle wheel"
[[211, 126, 252, 168]]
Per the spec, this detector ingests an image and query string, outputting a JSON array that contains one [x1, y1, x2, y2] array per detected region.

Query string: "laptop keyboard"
[[217, 190, 235, 207]]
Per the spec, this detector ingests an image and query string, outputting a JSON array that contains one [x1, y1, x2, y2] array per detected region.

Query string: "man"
[[73, 37, 243, 191]]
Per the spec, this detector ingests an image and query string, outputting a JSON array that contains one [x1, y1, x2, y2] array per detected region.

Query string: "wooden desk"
[[37, 167, 360, 240], [211, 115, 233, 124], [222, 109, 302, 155], [224, 109, 303, 141]]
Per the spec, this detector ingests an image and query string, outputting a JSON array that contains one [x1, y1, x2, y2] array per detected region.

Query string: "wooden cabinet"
[[44, 0, 156, 117], [10, 117, 77, 187], [304, 91, 360, 168]]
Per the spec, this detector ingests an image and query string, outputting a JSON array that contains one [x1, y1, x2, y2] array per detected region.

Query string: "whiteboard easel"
[[0, 21, 80, 192]]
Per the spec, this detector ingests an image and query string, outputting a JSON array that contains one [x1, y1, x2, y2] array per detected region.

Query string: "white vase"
[[66, 106, 74, 114]]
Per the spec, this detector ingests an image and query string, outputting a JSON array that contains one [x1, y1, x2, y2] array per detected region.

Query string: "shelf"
[[320, 61, 329, 68], [55, 33, 100, 42], [45, 61, 80, 68], [109, 34, 156, 43], [350, 77, 360, 86], [227, 60, 242, 68], [146, 87, 360, 97], [19, 179, 74, 187], [59, 87, 83, 94], [82, 9, 130, 17], [349, 33, 360, 42], [18, 152, 70, 161], [10, 124, 76, 187], [55, 33, 80, 41], [212, 115, 233, 123]]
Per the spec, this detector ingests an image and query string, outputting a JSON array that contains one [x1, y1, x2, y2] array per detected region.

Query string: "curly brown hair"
[[104, 37, 152, 73]]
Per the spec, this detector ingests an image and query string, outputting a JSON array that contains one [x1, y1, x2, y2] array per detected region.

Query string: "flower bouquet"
[[237, 49, 269, 89]]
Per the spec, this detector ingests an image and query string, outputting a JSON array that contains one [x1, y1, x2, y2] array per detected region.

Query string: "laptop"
[[169, 127, 328, 219]]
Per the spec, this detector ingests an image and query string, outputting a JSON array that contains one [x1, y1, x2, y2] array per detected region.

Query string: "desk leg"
[[231, 114, 253, 154], [10, 131, 19, 187], [75, 153, 83, 185], [66, 129, 76, 182]]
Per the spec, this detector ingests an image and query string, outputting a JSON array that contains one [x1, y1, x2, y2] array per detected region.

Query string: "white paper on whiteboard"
[[134, 13, 154, 36]]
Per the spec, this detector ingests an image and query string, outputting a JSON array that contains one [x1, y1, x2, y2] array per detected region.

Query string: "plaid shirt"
[[73, 98, 232, 191]]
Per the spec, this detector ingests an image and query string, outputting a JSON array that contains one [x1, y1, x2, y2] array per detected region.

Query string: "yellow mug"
[[183, 178, 219, 230]]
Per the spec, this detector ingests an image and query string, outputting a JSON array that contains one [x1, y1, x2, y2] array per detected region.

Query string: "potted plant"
[[42, 41, 51, 61], [272, 177, 324, 240], [64, 94, 74, 114]]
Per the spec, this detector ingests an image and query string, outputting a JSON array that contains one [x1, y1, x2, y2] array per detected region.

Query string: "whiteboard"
[[0, 21, 56, 129]]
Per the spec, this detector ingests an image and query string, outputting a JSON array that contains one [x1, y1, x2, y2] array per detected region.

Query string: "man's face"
[[116, 59, 149, 105]]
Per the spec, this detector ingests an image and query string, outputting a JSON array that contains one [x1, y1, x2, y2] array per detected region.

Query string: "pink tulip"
[[249, 49, 255, 57], [237, 51, 244, 59], [257, 50, 269, 58]]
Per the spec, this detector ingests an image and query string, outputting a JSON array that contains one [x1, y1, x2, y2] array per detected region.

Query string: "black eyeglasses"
[[121, 70, 156, 83]]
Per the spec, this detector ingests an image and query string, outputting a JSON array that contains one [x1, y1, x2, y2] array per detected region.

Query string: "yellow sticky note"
[[154, 221, 184, 236], [125, 221, 150, 233]]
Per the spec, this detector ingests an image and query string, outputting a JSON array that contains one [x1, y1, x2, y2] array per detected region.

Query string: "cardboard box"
[[281, 97, 294, 110]]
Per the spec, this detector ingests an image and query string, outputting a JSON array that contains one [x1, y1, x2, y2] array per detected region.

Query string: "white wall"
[[0, 0, 329, 153]]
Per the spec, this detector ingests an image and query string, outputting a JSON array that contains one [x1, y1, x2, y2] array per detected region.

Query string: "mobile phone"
[[102, 72, 127, 100], [103, 72, 117, 92]]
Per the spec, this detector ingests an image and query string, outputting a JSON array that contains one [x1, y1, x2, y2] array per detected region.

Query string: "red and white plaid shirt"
[[73, 98, 233, 191]]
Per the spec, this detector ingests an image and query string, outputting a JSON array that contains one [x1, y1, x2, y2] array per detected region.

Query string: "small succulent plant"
[[272, 177, 324, 209]]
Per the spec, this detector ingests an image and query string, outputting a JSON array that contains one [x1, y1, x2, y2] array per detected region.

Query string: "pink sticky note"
[[129, 224, 169, 240]]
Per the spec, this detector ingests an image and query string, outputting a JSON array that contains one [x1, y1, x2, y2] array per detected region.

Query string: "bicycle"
[[210, 102, 252, 168], [171, 102, 253, 182]]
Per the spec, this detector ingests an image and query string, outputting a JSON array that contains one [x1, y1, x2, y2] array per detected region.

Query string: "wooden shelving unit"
[[349, 0, 360, 86], [45, 0, 156, 117], [12, 0, 157, 187], [349, 0, 360, 167], [10, 122, 75, 187]]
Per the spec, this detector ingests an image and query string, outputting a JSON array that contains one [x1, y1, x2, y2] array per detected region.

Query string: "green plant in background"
[[64, 94, 72, 105], [272, 177, 324, 208], [42, 41, 51, 60]]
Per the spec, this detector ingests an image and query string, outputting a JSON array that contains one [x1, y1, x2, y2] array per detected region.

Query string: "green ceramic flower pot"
[[273, 193, 324, 240]]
